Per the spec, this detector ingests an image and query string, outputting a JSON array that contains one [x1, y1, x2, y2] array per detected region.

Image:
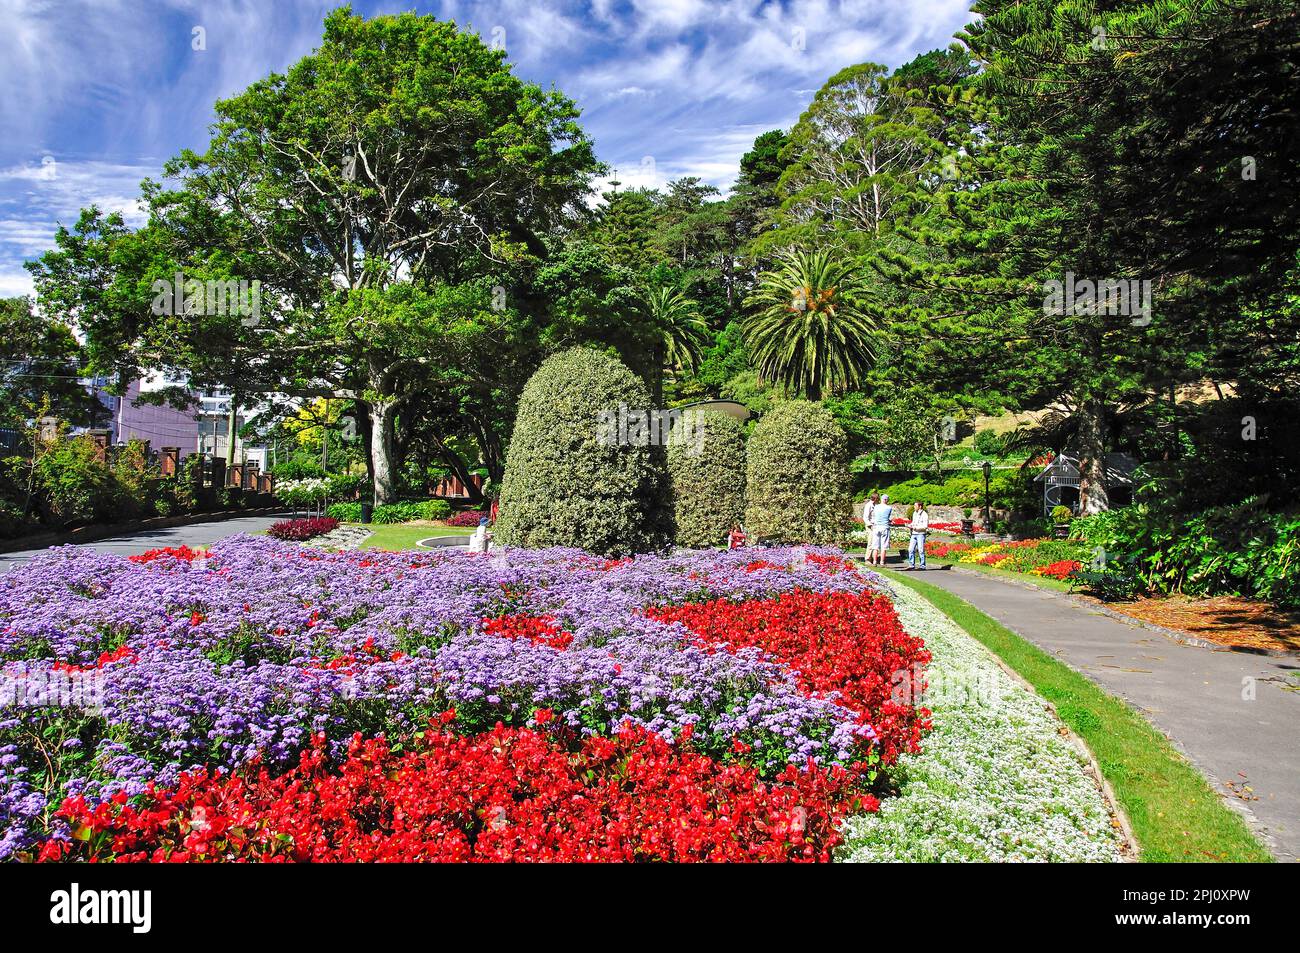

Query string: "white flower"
[[837, 585, 1123, 863]]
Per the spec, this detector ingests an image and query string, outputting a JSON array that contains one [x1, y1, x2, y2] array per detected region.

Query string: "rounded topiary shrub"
[[669, 410, 746, 547], [496, 347, 672, 556], [744, 399, 852, 545]]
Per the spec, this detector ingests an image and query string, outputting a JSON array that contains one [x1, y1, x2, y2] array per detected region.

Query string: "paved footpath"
[[908, 566, 1300, 862], [0, 514, 288, 573]]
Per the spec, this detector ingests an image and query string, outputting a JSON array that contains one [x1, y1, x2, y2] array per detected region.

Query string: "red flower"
[[130, 546, 208, 565], [648, 589, 931, 765], [482, 614, 573, 651], [41, 723, 865, 863]]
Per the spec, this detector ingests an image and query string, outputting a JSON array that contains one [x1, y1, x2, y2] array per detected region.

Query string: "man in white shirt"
[[907, 502, 929, 570], [870, 493, 893, 564]]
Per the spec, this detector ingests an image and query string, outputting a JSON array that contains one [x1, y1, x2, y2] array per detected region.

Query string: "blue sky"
[[0, 0, 975, 298]]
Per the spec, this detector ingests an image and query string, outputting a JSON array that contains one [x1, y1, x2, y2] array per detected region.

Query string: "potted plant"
[[1051, 504, 1073, 539], [960, 508, 975, 537]]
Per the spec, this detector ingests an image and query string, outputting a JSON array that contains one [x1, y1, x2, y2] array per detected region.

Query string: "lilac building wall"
[[112, 379, 200, 456]]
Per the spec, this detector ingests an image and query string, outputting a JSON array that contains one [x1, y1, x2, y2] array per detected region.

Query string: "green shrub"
[[668, 410, 746, 547], [327, 473, 367, 499], [326, 501, 363, 522], [369, 499, 452, 524], [1073, 499, 1300, 608], [1071, 555, 1148, 601], [1051, 505, 1074, 523], [0, 499, 35, 539], [34, 436, 122, 525], [496, 347, 672, 556], [744, 400, 851, 545], [973, 429, 1009, 457], [863, 468, 1037, 510], [271, 459, 325, 480], [108, 440, 153, 521]]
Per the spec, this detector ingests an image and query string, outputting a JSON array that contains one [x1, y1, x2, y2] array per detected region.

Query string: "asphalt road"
[[0, 513, 288, 573]]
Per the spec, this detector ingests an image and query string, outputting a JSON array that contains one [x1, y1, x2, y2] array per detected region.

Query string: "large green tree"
[[0, 297, 103, 429], [743, 247, 878, 399], [935, 0, 1300, 512], [34, 9, 600, 504]]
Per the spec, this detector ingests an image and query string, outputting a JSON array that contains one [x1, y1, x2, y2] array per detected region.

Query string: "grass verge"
[[359, 523, 474, 550], [881, 567, 1273, 863]]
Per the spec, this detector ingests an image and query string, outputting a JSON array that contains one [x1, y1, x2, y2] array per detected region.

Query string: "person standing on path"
[[907, 501, 929, 570], [871, 494, 894, 566], [862, 494, 878, 564]]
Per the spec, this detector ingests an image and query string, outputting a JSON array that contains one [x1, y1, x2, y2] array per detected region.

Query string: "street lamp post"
[[982, 460, 993, 534]]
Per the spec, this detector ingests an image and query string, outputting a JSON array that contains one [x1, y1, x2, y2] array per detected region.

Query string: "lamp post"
[[982, 460, 992, 534]]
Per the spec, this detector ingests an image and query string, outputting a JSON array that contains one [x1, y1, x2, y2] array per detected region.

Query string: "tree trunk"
[[369, 398, 399, 505], [1076, 398, 1110, 514]]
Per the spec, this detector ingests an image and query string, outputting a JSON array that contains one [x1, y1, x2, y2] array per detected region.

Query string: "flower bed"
[[838, 585, 1122, 862], [926, 538, 1089, 577], [267, 516, 339, 541], [648, 588, 930, 765], [446, 508, 487, 527], [1, 539, 921, 862]]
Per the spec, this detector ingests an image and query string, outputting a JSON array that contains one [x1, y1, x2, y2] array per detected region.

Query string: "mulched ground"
[[1091, 594, 1300, 654]]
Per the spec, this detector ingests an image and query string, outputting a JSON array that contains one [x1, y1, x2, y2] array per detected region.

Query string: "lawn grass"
[[359, 523, 474, 550], [881, 567, 1274, 863]]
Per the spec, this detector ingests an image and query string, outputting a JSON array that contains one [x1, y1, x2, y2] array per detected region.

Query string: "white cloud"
[[0, 270, 35, 299], [0, 0, 979, 281], [0, 158, 156, 271]]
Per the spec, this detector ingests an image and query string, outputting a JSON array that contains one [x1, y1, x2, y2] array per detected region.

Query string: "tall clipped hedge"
[[668, 410, 746, 547], [496, 347, 672, 556], [745, 400, 851, 545]]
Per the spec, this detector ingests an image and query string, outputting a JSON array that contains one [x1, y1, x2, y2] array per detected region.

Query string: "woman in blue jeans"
[[907, 502, 929, 569]]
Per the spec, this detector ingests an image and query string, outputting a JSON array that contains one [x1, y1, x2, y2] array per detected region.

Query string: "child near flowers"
[[728, 524, 748, 549]]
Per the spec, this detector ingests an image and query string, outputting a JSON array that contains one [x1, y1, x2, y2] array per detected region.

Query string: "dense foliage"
[[1073, 501, 1300, 608], [667, 410, 746, 547], [745, 401, 852, 545], [497, 348, 672, 556]]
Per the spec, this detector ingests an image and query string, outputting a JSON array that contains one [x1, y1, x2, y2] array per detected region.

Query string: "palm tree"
[[743, 247, 877, 399], [646, 286, 708, 399]]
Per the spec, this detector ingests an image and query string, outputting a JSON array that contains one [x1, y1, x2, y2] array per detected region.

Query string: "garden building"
[[1033, 452, 1137, 514]]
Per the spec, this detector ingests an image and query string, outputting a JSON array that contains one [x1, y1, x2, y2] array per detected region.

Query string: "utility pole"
[[225, 395, 237, 470], [321, 398, 329, 472]]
